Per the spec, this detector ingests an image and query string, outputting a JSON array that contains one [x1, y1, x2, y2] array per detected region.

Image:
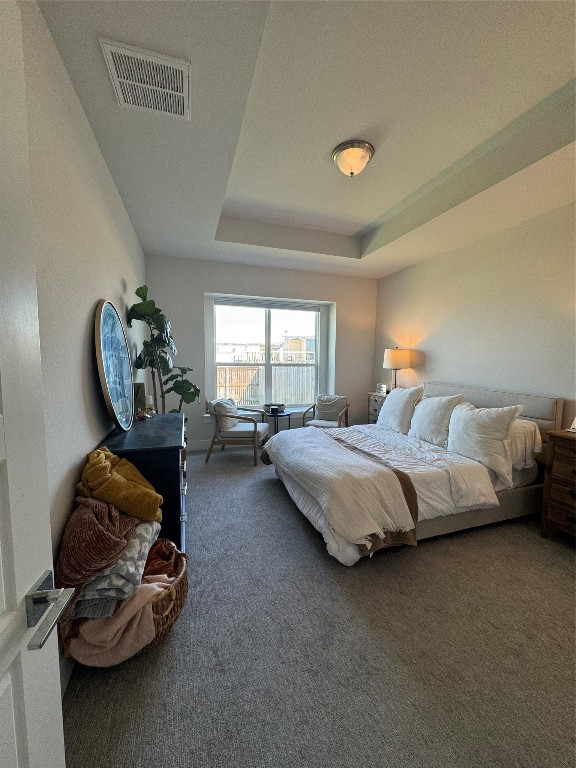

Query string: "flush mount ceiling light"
[[332, 140, 374, 177]]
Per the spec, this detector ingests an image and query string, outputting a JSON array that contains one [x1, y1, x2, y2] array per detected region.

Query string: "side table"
[[368, 392, 387, 423], [265, 408, 299, 434]]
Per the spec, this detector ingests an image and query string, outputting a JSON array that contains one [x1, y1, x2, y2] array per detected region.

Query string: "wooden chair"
[[205, 398, 269, 466], [302, 395, 349, 429]]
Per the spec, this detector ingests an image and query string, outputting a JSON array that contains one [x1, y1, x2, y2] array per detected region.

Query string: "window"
[[205, 295, 333, 407]]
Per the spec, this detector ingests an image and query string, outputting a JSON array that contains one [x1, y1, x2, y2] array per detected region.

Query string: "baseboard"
[[187, 439, 211, 452], [60, 655, 75, 696]]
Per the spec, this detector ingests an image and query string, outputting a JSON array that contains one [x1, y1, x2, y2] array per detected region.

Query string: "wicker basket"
[[136, 547, 189, 655]]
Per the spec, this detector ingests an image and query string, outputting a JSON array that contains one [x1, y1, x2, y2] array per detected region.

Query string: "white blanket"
[[265, 425, 500, 544], [265, 427, 415, 547], [341, 426, 499, 514]]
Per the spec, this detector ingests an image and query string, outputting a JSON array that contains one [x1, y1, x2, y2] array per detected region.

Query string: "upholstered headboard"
[[423, 382, 563, 450]]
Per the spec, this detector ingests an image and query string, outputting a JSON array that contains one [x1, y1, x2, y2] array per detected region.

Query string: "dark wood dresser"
[[542, 429, 576, 538], [101, 413, 187, 552]]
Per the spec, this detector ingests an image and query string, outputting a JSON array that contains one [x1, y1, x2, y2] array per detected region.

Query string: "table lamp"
[[383, 348, 411, 389]]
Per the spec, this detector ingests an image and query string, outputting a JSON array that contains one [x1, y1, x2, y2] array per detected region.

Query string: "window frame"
[[204, 293, 334, 407]]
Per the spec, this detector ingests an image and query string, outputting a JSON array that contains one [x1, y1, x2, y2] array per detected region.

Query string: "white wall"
[[18, 2, 146, 549], [375, 204, 576, 427], [144, 256, 378, 446]]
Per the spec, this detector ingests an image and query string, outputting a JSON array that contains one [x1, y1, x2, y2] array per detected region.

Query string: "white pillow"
[[408, 394, 467, 447], [377, 384, 424, 434], [214, 398, 238, 431], [509, 419, 542, 470], [447, 402, 524, 487]]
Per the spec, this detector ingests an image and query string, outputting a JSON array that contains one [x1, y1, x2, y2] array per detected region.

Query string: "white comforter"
[[346, 425, 500, 518], [265, 426, 415, 548], [265, 424, 500, 543]]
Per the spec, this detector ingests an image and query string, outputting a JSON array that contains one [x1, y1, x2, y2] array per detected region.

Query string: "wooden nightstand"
[[368, 392, 387, 424], [542, 429, 576, 538]]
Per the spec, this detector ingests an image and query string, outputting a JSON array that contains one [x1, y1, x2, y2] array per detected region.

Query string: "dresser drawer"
[[553, 438, 576, 462], [547, 501, 576, 533], [551, 454, 576, 484], [368, 393, 386, 424], [549, 481, 576, 512]]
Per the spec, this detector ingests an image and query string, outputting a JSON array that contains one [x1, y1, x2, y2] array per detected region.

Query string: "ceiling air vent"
[[100, 39, 190, 120]]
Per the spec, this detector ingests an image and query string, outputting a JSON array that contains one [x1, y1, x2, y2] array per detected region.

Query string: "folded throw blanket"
[[74, 520, 161, 619], [77, 447, 163, 522], [66, 573, 175, 667], [56, 496, 138, 587]]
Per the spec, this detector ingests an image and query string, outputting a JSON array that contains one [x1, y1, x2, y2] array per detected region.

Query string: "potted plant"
[[127, 285, 200, 415]]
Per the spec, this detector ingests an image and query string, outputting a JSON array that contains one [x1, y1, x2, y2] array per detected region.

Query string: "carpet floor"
[[63, 449, 575, 768]]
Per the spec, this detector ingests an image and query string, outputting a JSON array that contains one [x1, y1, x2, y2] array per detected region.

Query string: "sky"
[[215, 306, 316, 344]]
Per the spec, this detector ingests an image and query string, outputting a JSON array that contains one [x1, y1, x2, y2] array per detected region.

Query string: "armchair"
[[302, 395, 349, 429], [205, 398, 269, 466]]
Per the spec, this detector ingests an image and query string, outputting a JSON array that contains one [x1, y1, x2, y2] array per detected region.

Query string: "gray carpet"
[[63, 449, 576, 768]]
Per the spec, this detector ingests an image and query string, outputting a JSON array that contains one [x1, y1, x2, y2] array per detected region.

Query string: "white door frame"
[[0, 3, 67, 766]]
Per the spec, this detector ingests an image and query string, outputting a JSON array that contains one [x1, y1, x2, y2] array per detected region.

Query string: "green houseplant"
[[127, 285, 200, 414]]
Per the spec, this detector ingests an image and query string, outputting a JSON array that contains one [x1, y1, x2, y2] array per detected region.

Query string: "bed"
[[263, 382, 563, 565]]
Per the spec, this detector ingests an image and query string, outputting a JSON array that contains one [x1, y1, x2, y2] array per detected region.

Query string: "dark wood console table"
[[100, 413, 187, 552]]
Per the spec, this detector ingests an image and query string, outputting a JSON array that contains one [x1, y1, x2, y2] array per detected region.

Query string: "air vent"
[[100, 39, 190, 120]]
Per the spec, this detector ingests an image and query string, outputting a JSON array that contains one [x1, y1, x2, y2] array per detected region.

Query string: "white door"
[[0, 3, 67, 766]]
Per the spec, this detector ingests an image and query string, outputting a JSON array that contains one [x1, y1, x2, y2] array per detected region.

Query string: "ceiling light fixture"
[[332, 140, 374, 177]]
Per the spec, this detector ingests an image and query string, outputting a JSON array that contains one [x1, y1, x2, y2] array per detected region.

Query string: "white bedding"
[[264, 424, 508, 565], [265, 426, 415, 549], [332, 425, 500, 519], [275, 465, 367, 566]]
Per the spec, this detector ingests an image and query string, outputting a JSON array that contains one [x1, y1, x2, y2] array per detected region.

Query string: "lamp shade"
[[383, 348, 411, 370], [332, 140, 374, 177]]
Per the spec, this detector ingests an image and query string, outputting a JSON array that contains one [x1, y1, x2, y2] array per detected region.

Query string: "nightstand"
[[542, 429, 576, 538], [368, 392, 387, 424]]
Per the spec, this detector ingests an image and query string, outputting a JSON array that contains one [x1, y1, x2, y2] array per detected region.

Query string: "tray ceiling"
[[39, 1, 575, 277]]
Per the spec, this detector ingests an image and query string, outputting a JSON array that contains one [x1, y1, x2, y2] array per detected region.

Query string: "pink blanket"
[[66, 573, 175, 667]]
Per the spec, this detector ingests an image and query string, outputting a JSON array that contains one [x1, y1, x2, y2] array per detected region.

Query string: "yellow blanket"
[[77, 447, 163, 523]]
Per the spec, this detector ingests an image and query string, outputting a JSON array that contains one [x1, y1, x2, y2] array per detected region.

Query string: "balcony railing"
[[216, 365, 316, 406], [217, 366, 263, 406]]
